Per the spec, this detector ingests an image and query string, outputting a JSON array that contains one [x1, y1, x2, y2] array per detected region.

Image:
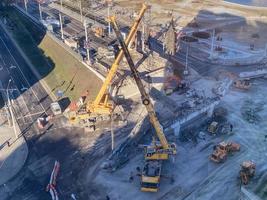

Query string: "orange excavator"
[[210, 141, 240, 163]]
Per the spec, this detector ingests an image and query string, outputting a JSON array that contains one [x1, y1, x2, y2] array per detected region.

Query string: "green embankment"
[[1, 7, 102, 101]]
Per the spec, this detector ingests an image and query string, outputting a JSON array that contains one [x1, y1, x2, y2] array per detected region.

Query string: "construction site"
[[0, 0, 267, 200]]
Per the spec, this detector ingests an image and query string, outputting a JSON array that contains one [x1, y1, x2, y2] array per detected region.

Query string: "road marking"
[[9, 65, 16, 69], [0, 47, 33, 125], [0, 36, 46, 114]]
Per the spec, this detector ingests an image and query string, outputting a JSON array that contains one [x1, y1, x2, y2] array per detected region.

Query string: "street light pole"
[[6, 79, 18, 139], [24, 0, 28, 13], [84, 20, 90, 62], [38, 2, 43, 21], [59, 0, 64, 40], [59, 13, 64, 40], [107, 3, 111, 36]]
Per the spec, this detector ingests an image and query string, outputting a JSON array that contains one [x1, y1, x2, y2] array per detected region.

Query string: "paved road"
[[0, 10, 115, 200], [0, 24, 51, 131]]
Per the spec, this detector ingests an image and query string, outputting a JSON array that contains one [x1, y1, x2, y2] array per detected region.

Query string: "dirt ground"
[[89, 77, 267, 200]]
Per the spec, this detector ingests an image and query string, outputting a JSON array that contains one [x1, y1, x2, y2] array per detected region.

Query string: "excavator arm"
[[109, 16, 176, 154]]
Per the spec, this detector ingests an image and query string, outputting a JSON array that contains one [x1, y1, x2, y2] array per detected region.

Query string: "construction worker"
[[230, 124, 233, 132], [129, 171, 134, 182]]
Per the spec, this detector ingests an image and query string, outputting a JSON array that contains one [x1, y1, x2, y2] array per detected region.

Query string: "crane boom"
[[110, 15, 177, 192], [87, 4, 148, 114], [109, 16, 171, 150], [68, 4, 148, 124]]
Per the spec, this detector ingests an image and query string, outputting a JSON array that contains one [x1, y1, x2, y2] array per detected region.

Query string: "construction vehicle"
[[239, 161, 256, 185], [68, 4, 148, 125], [233, 79, 251, 90], [93, 26, 105, 38], [109, 15, 177, 192], [208, 121, 219, 134], [50, 102, 62, 116], [210, 141, 240, 163]]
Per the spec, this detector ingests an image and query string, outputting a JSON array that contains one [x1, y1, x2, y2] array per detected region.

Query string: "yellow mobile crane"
[[69, 4, 148, 124], [109, 16, 177, 192]]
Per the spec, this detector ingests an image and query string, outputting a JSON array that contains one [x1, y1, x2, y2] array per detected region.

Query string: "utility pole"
[[59, 0, 64, 40], [184, 45, 189, 75], [111, 112, 114, 151], [59, 13, 64, 40], [6, 79, 18, 139], [84, 20, 90, 62], [79, 0, 83, 22], [107, 3, 111, 36], [24, 0, 28, 13], [38, 1, 43, 21]]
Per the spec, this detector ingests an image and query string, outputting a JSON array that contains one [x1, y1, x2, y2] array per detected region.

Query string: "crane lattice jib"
[[88, 4, 148, 112], [110, 17, 170, 150]]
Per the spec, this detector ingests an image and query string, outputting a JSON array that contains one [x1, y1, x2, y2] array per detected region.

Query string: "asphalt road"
[[0, 11, 114, 200], [0, 24, 52, 130]]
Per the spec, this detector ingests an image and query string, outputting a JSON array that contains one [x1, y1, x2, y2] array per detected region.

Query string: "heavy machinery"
[[92, 26, 105, 38], [208, 121, 219, 134], [68, 4, 148, 125], [210, 141, 240, 163], [239, 161, 256, 185], [233, 79, 251, 90], [109, 15, 177, 192]]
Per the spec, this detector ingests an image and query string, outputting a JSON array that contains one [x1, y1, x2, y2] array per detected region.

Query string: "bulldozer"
[[239, 161, 256, 185], [210, 141, 240, 163]]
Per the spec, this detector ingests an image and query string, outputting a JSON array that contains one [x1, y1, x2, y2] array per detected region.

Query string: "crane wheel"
[[143, 99, 150, 105]]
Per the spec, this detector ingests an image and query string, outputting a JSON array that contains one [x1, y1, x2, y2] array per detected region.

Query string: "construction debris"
[[164, 19, 176, 55], [241, 99, 265, 123], [46, 161, 60, 200]]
